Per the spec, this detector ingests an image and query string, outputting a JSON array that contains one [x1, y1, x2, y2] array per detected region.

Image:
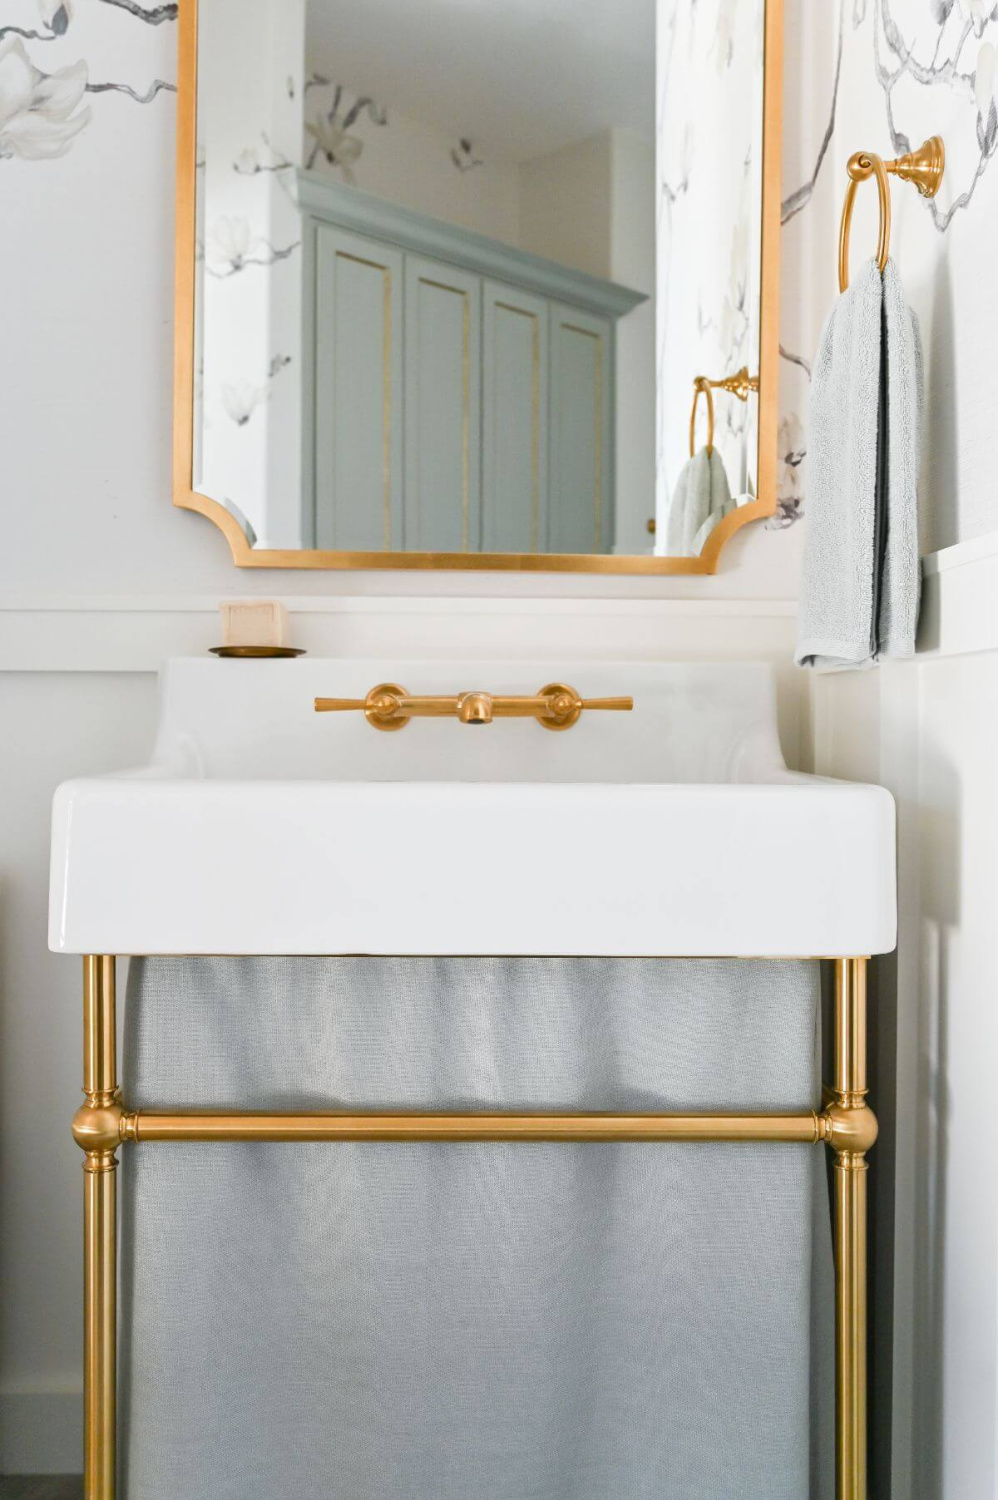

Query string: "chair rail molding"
[[0, 596, 799, 675]]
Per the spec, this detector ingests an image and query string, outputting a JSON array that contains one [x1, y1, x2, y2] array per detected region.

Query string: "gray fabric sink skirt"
[[120, 957, 833, 1500]]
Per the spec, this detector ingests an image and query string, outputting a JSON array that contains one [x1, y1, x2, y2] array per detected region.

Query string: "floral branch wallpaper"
[[656, 0, 765, 533], [4, 0, 997, 556], [303, 81, 387, 180], [0, 0, 174, 163], [778, 0, 998, 549]]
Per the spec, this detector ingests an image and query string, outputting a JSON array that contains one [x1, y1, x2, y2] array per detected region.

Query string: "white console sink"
[[49, 658, 896, 957]]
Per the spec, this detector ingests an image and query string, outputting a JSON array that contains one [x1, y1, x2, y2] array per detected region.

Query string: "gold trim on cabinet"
[[416, 276, 472, 550], [172, 0, 783, 572], [382, 262, 393, 547], [322, 249, 393, 549], [332, 249, 395, 549], [560, 322, 605, 551], [495, 301, 541, 552]]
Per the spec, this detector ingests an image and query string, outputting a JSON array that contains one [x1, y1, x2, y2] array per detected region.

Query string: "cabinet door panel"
[[548, 304, 613, 554], [403, 258, 481, 553], [312, 224, 403, 551], [482, 281, 549, 554]]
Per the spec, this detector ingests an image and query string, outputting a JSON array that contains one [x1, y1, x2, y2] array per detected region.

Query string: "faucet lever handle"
[[533, 684, 634, 731], [578, 696, 634, 712], [315, 684, 410, 731]]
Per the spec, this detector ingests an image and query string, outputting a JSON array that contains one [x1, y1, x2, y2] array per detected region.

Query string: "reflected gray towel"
[[666, 446, 734, 555], [796, 258, 922, 670], [120, 957, 833, 1500]]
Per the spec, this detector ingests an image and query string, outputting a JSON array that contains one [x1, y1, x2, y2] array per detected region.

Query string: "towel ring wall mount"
[[838, 135, 945, 292], [689, 367, 760, 458]]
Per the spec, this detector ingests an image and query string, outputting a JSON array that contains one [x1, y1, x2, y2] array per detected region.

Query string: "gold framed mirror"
[[173, 0, 782, 574]]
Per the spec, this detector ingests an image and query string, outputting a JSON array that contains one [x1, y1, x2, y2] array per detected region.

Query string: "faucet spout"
[[457, 691, 494, 725]]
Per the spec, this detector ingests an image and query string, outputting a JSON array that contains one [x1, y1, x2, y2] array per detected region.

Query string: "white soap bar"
[[219, 600, 291, 648]]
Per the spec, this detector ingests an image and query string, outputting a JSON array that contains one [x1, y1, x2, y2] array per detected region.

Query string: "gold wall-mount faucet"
[[314, 683, 634, 732]]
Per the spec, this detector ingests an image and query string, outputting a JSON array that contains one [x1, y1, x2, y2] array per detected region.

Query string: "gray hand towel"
[[691, 491, 738, 554], [666, 445, 733, 556], [795, 258, 922, 670]]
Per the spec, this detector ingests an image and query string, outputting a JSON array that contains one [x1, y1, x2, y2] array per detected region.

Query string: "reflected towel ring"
[[838, 135, 945, 292], [688, 368, 759, 458], [689, 377, 715, 458]]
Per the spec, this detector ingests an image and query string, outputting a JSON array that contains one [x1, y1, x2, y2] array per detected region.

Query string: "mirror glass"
[[190, 0, 770, 561]]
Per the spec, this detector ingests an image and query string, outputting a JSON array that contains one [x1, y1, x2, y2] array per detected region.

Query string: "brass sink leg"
[[74, 956, 119, 1500], [68, 951, 874, 1500], [830, 956, 875, 1500]]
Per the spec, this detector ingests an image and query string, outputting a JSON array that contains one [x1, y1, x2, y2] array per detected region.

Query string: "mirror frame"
[[173, 0, 783, 574]]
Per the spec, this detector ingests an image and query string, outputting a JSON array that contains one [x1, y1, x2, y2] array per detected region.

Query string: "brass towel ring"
[[688, 368, 759, 458], [689, 377, 715, 457], [838, 135, 945, 292]]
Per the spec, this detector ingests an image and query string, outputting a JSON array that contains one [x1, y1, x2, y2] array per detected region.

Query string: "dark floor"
[[0, 1481, 82, 1499]]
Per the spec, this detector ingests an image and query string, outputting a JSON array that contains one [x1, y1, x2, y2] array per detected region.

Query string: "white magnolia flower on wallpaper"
[[208, 216, 256, 272], [0, 34, 90, 161], [306, 116, 363, 183], [959, 0, 998, 36], [305, 85, 388, 181], [234, 132, 293, 177], [451, 138, 483, 172], [234, 146, 260, 175], [220, 380, 269, 427], [932, 0, 998, 27], [206, 215, 299, 276], [975, 39, 996, 119]]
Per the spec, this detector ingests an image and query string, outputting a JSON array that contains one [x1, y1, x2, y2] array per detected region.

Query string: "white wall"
[[784, 9, 998, 1486], [6, 0, 998, 1481], [518, 133, 612, 276], [0, 0, 815, 1470], [810, 536, 998, 1498], [0, 673, 158, 1472], [0, 5, 795, 1430]]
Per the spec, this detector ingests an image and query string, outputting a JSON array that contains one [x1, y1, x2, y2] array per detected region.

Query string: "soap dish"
[[210, 646, 306, 659]]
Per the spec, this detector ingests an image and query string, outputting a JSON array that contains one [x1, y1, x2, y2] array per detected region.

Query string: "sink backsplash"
[[152, 658, 788, 785]]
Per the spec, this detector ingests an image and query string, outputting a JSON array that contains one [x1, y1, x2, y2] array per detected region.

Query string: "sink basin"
[[49, 658, 896, 957]]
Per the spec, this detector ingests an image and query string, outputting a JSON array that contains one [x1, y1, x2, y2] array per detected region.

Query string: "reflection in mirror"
[[188, 0, 773, 564]]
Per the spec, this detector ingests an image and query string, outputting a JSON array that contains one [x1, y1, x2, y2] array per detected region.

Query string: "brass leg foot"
[[835, 1150, 868, 1500], [84, 1149, 117, 1500]]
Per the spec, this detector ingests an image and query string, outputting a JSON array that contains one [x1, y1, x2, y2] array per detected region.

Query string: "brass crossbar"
[[74, 954, 874, 1500], [120, 1110, 825, 1144]]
